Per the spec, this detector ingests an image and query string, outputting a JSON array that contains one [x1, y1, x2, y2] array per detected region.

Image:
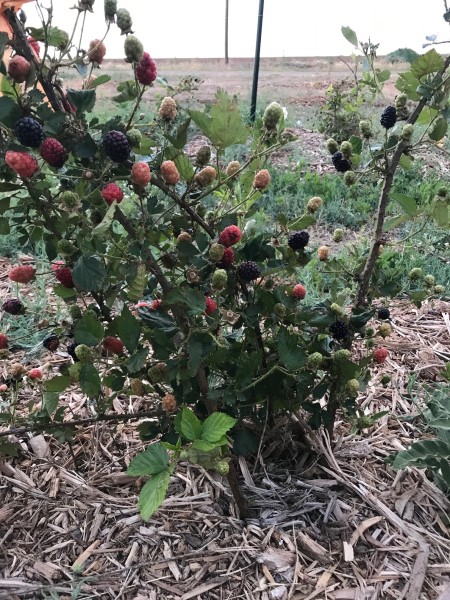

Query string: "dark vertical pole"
[[225, 0, 229, 64], [250, 0, 264, 122]]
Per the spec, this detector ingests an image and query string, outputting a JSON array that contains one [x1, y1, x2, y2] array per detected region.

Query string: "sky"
[[24, 1, 447, 59]]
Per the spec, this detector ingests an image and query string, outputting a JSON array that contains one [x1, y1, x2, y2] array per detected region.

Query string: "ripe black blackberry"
[[2, 298, 24, 315], [331, 151, 351, 173], [15, 117, 44, 148], [66, 341, 79, 362], [103, 130, 131, 162], [237, 261, 261, 283], [288, 230, 309, 250], [377, 307, 390, 320], [43, 334, 60, 352], [329, 320, 349, 340], [380, 106, 397, 129]]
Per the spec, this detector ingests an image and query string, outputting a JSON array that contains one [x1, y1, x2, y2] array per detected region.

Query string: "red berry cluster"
[[136, 52, 157, 85], [218, 225, 242, 247]]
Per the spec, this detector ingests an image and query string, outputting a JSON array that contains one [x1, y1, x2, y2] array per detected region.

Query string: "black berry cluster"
[[15, 117, 44, 148], [329, 320, 350, 340], [2, 298, 24, 315], [331, 151, 351, 173], [43, 334, 60, 352], [237, 261, 261, 283], [377, 307, 390, 320], [288, 230, 309, 250], [380, 106, 397, 129], [103, 130, 131, 163]]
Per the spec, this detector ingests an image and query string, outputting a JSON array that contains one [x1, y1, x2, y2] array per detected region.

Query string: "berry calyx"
[[373, 347, 389, 364], [103, 337, 125, 355], [40, 138, 68, 168], [292, 284, 306, 300], [15, 117, 44, 148], [218, 225, 242, 247], [205, 297, 218, 315], [5, 151, 39, 178], [101, 182, 124, 205], [131, 162, 151, 187], [8, 265, 36, 284]]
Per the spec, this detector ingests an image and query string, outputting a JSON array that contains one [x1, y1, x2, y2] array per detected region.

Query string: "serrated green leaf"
[[127, 444, 169, 476], [383, 215, 411, 232], [127, 263, 147, 302], [349, 135, 362, 155], [192, 439, 217, 451], [138, 469, 171, 520], [92, 202, 116, 237], [127, 347, 149, 373], [116, 305, 140, 353], [165, 287, 206, 316], [432, 199, 449, 227], [396, 71, 420, 101], [43, 392, 59, 416], [411, 49, 444, 79], [277, 328, 306, 371], [164, 118, 191, 149], [288, 214, 316, 230], [67, 89, 96, 114], [53, 285, 77, 299], [177, 408, 202, 441], [392, 439, 450, 469], [201, 412, 236, 443], [89, 74, 111, 88], [114, 80, 138, 103], [341, 26, 358, 48], [46, 376, 71, 393], [0, 95, 21, 128], [72, 256, 106, 292], [74, 313, 105, 346], [391, 193, 417, 217], [28, 26, 69, 49], [79, 364, 102, 398], [429, 117, 448, 141]]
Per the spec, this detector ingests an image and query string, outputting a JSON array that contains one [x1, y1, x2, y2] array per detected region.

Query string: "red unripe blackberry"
[[332, 151, 352, 173], [54, 266, 75, 288], [329, 320, 349, 340], [8, 265, 36, 284], [101, 182, 124, 205], [15, 117, 44, 148], [218, 247, 234, 268], [136, 52, 157, 85], [103, 130, 131, 163], [2, 298, 24, 315], [0, 334, 8, 349], [28, 368, 43, 380], [28, 37, 40, 56], [160, 160, 180, 185], [131, 162, 151, 187], [288, 230, 309, 250], [237, 261, 261, 283], [373, 347, 389, 364], [103, 336, 124, 354], [7, 55, 30, 83], [5, 151, 39, 178], [380, 106, 397, 129], [219, 225, 242, 247], [292, 284, 306, 300], [205, 297, 218, 315], [40, 138, 68, 168], [151, 299, 163, 310]]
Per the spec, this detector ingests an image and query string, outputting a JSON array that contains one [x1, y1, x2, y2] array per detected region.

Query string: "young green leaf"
[[177, 408, 202, 441], [201, 412, 237, 443], [138, 469, 172, 521], [127, 444, 170, 476]]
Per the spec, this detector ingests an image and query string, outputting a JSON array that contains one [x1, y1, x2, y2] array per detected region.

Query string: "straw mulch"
[[1, 261, 450, 599]]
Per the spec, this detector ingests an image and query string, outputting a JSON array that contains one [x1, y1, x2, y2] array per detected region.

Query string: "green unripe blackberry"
[[366, 338, 375, 349], [104, 0, 117, 21], [365, 327, 375, 337], [60, 191, 80, 210], [433, 285, 445, 294], [130, 378, 145, 396], [212, 269, 228, 290], [274, 303, 286, 317], [359, 120, 372, 139], [401, 124, 414, 142], [344, 170, 356, 186], [330, 303, 344, 317], [333, 228, 344, 242], [147, 362, 167, 383], [379, 323, 392, 338], [334, 349, 351, 362], [57, 239, 77, 256], [395, 93, 407, 108], [340, 141, 353, 160], [116, 8, 133, 34], [263, 102, 284, 131], [68, 305, 82, 320], [326, 138, 339, 155], [424, 274, 435, 287], [346, 379, 360, 396], [215, 460, 230, 475], [307, 352, 323, 370], [209, 243, 225, 262], [409, 267, 422, 280], [196, 145, 211, 167], [74, 344, 94, 362], [127, 128, 142, 148], [306, 196, 323, 213], [124, 35, 144, 63]]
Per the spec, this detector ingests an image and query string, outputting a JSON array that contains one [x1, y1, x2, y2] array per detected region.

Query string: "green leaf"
[[277, 328, 306, 371], [432, 199, 449, 227], [383, 215, 410, 232], [0, 32, 8, 61], [399, 154, 412, 170], [177, 408, 202, 441], [428, 419, 450, 431], [73, 134, 97, 159], [396, 71, 420, 100], [202, 412, 236, 443], [79, 364, 102, 399], [127, 347, 149, 373], [53, 285, 77, 299], [164, 118, 191, 149], [127, 443, 169, 476], [114, 80, 138, 103], [392, 439, 450, 470], [429, 117, 448, 141], [0, 96, 21, 128], [391, 193, 417, 217], [0, 217, 10, 234], [92, 202, 116, 237], [67, 89, 96, 114], [341, 26, 358, 48], [89, 74, 111, 88], [127, 263, 147, 302], [28, 26, 69, 49], [189, 89, 248, 150], [138, 308, 178, 335], [165, 287, 206, 316], [349, 135, 362, 155], [288, 214, 316, 230], [192, 439, 217, 451], [72, 256, 106, 292], [138, 469, 171, 521], [74, 313, 105, 346], [115, 305, 140, 353], [411, 49, 444, 79], [46, 376, 70, 393], [235, 351, 262, 387], [0, 440, 20, 457], [43, 392, 59, 416]]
